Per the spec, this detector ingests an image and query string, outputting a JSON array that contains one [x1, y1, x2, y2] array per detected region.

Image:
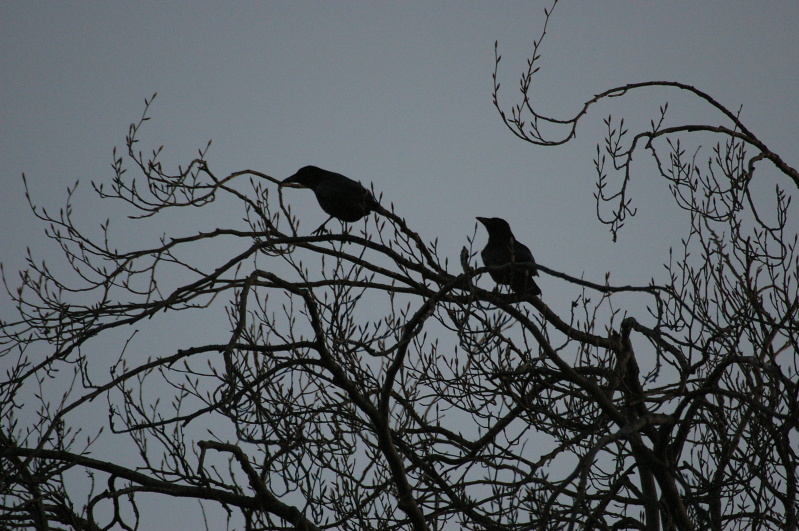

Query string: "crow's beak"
[[281, 174, 305, 188]]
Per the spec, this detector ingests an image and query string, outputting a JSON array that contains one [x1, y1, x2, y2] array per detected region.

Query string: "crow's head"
[[477, 216, 513, 238], [283, 166, 326, 190]]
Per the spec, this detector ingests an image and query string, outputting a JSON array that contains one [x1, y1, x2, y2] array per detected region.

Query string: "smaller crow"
[[477, 216, 541, 297], [283, 166, 380, 232]]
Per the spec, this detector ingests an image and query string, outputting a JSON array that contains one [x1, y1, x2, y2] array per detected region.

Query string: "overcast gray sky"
[[4, 1, 798, 289], [2, 2, 798, 528]]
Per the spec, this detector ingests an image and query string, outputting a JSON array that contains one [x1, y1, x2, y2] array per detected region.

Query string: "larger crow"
[[477, 216, 541, 297], [283, 166, 380, 232]]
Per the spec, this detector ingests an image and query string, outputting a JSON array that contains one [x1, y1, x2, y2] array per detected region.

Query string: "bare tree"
[[2, 5, 797, 530]]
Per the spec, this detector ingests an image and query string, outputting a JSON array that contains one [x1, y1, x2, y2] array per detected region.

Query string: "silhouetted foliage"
[[2, 4, 797, 530]]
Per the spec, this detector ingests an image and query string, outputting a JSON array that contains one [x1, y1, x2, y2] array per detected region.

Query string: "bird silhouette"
[[283, 166, 380, 232], [477, 216, 541, 297]]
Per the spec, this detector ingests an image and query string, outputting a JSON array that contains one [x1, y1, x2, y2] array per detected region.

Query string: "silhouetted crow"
[[477, 216, 541, 297], [283, 166, 380, 232]]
